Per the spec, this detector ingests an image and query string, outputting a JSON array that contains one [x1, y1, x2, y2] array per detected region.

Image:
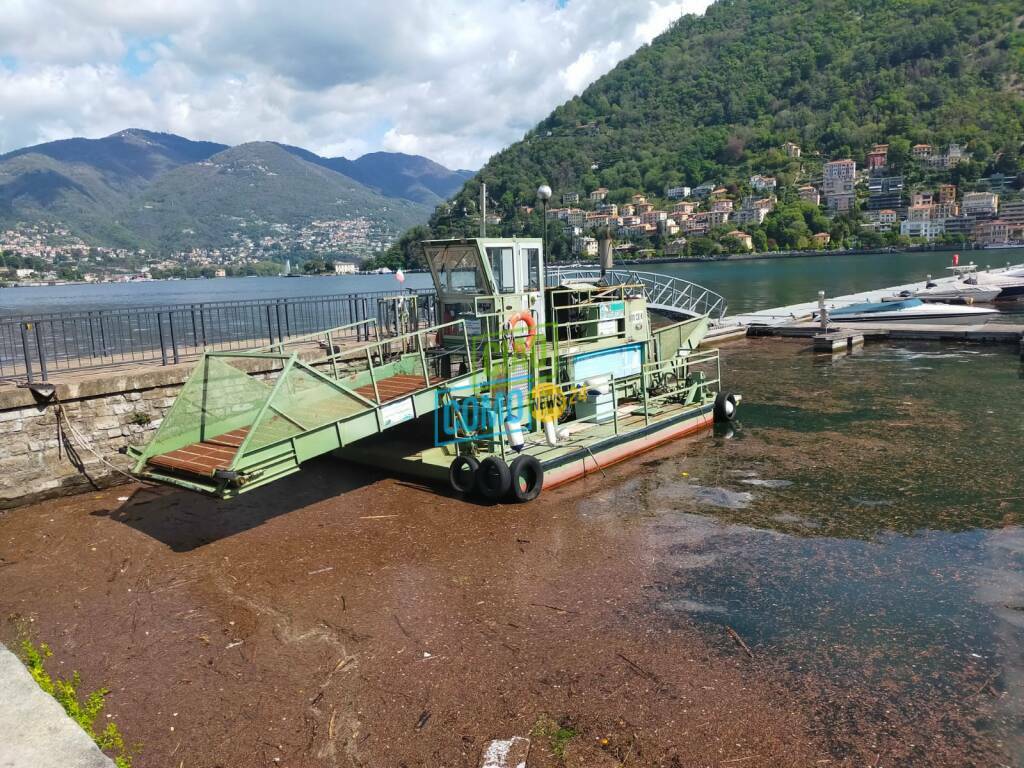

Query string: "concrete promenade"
[[0, 644, 114, 768]]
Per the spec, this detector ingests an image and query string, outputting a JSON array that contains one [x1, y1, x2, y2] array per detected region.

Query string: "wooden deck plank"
[[354, 374, 441, 403], [148, 427, 251, 477]]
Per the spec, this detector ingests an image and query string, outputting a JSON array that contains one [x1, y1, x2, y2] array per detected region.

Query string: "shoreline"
[[615, 242, 1024, 267], [5, 244, 1024, 289]]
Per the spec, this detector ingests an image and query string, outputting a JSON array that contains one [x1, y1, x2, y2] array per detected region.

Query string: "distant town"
[[0, 217, 386, 284], [538, 140, 1023, 259]]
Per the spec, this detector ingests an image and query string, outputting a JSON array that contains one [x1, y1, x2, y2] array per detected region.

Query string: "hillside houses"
[[526, 134, 1020, 258]]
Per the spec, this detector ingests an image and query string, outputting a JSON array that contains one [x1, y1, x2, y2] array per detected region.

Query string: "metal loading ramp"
[[130, 319, 479, 498]]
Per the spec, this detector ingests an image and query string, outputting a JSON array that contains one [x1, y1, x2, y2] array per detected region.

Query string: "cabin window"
[[487, 247, 516, 294], [524, 248, 541, 291], [429, 246, 486, 294]]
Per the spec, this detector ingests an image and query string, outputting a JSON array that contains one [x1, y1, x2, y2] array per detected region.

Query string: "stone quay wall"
[[0, 366, 194, 509]]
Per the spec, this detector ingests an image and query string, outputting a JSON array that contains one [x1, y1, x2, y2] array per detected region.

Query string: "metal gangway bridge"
[[547, 268, 727, 322]]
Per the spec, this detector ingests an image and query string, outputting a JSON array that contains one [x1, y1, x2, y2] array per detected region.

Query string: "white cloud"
[[0, 0, 713, 169]]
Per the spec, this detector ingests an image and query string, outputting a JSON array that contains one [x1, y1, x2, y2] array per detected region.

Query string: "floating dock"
[[709, 263, 1024, 357]]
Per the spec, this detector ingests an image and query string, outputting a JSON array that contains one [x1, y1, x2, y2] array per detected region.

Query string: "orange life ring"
[[508, 311, 537, 354]]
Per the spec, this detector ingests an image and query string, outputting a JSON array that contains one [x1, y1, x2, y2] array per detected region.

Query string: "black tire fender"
[[476, 456, 512, 500], [448, 455, 480, 495], [714, 392, 738, 423], [508, 455, 544, 502]]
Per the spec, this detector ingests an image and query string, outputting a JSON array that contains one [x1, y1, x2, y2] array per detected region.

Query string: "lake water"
[[0, 272, 437, 317], [2, 247, 1022, 318], [646, 247, 1024, 316], [588, 338, 1024, 763]]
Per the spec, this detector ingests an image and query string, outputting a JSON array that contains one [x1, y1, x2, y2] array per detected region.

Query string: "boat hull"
[[542, 404, 715, 488], [994, 284, 1024, 301], [833, 312, 997, 325], [914, 289, 1001, 304]]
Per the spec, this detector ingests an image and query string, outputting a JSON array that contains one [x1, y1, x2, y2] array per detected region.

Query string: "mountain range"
[[383, 0, 1024, 265], [0, 129, 472, 254]]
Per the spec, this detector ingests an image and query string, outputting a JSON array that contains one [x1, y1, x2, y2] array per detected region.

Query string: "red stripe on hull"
[[542, 412, 713, 490]]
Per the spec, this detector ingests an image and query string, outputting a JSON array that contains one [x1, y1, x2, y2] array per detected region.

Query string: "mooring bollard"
[[818, 290, 829, 332]]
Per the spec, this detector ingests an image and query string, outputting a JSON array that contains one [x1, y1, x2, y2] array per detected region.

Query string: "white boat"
[[966, 272, 1024, 301], [821, 298, 998, 325], [945, 263, 1024, 302], [904, 282, 1001, 304]]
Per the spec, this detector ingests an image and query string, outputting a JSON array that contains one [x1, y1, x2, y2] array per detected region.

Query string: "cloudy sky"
[[0, 0, 712, 169]]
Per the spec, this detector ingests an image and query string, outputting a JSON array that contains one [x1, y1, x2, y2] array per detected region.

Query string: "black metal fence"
[[1, 289, 437, 381]]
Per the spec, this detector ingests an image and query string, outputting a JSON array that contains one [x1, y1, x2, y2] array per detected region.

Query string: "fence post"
[[88, 312, 98, 359], [98, 314, 108, 356], [168, 312, 180, 364], [19, 323, 34, 383], [275, 302, 285, 343], [266, 305, 275, 346], [33, 322, 48, 381], [157, 315, 168, 366]]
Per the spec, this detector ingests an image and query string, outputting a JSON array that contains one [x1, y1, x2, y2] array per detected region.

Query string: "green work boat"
[[128, 236, 739, 503]]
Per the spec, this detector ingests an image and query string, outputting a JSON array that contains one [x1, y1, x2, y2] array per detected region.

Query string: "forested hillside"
[[382, 0, 1024, 266], [0, 131, 466, 259]]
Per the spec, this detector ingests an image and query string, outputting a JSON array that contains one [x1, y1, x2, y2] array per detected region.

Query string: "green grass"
[[20, 638, 136, 768], [532, 715, 578, 761]]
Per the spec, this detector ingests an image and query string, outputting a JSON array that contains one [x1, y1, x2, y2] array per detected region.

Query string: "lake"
[[2, 247, 1023, 318], [594, 337, 1024, 763]]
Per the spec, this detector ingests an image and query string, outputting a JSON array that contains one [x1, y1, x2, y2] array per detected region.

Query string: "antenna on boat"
[[537, 184, 552, 259], [480, 182, 487, 237], [598, 228, 614, 279]]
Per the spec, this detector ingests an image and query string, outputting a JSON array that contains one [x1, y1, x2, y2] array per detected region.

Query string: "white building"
[[572, 236, 598, 257], [750, 174, 777, 192], [666, 185, 691, 200], [962, 192, 999, 219], [900, 219, 946, 241]]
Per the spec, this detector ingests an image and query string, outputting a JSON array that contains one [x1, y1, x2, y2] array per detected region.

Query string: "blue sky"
[[0, 0, 712, 168]]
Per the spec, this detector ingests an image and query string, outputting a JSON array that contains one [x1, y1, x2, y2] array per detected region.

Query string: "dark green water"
[[645, 247, 1024, 316], [584, 339, 1024, 765]]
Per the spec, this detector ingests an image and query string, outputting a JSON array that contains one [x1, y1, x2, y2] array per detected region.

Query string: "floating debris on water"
[[739, 478, 794, 488], [659, 597, 729, 615]]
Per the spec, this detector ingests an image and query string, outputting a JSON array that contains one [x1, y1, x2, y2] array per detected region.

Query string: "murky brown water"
[[625, 338, 1024, 765], [0, 337, 1021, 767]]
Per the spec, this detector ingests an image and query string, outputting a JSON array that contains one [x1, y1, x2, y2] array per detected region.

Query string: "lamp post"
[[537, 184, 552, 260]]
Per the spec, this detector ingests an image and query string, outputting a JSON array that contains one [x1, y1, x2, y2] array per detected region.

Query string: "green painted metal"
[[132, 318, 481, 498], [133, 238, 729, 504]]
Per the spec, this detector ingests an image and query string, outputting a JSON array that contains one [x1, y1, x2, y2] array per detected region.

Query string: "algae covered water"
[[585, 338, 1024, 764]]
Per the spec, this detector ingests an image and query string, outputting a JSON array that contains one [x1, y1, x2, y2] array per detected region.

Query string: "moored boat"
[[904, 281, 1001, 304], [128, 233, 739, 505], [967, 272, 1024, 301], [821, 298, 997, 325]]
